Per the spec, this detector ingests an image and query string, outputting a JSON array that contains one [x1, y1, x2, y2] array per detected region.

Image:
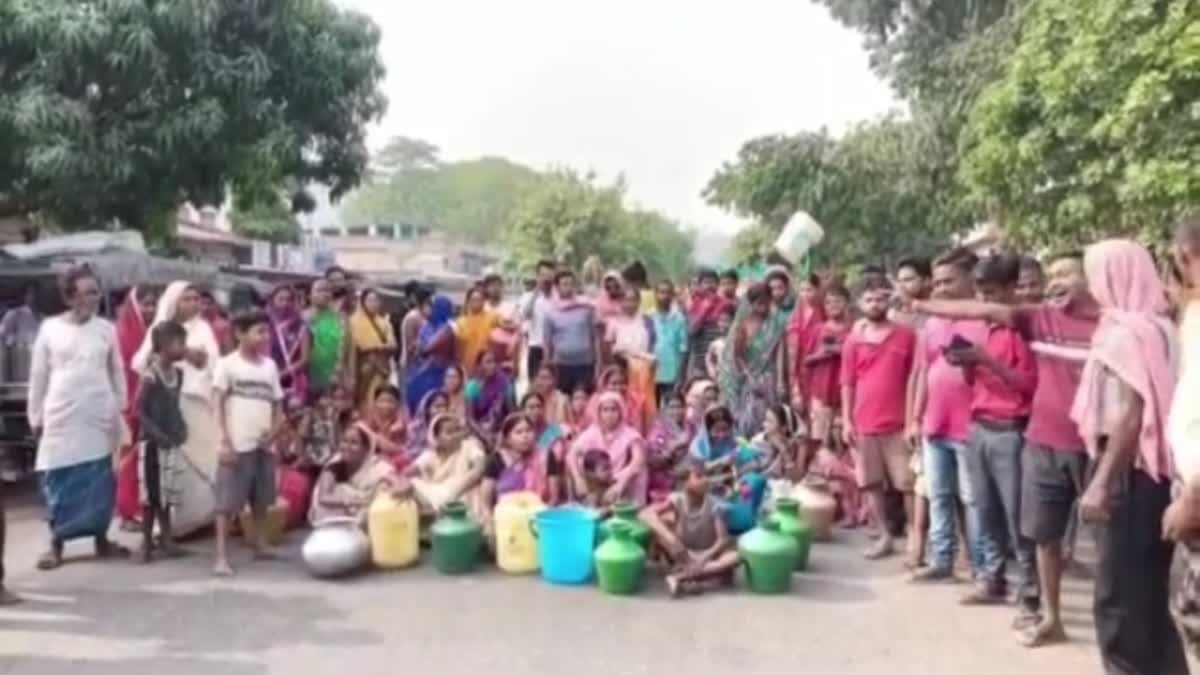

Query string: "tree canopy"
[[962, 0, 1200, 247], [0, 0, 387, 239], [341, 138, 697, 280]]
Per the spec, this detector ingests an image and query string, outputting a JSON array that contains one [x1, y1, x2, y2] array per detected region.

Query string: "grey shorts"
[[1019, 443, 1088, 544], [215, 449, 277, 517]]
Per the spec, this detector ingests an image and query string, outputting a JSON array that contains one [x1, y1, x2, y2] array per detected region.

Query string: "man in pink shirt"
[[841, 278, 917, 559], [914, 249, 1098, 648], [908, 248, 987, 584]]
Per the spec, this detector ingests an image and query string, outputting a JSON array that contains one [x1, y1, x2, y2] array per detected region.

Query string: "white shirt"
[[525, 290, 555, 348], [28, 314, 126, 471], [1170, 300, 1200, 484], [213, 351, 283, 453]]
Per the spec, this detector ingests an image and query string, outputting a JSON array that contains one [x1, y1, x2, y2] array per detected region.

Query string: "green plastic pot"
[[597, 501, 652, 550], [594, 521, 646, 595], [738, 517, 798, 594], [430, 501, 482, 574], [772, 498, 813, 571]]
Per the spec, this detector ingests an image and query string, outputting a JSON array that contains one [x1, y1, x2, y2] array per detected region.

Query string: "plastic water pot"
[[494, 491, 545, 574], [531, 507, 598, 585], [368, 494, 420, 569]]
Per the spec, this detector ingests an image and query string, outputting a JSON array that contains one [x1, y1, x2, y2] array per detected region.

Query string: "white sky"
[[336, 0, 897, 236]]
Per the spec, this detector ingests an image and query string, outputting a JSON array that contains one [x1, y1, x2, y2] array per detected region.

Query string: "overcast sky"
[[336, 0, 897, 238]]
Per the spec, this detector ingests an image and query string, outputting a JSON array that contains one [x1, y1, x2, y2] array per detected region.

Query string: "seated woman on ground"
[[309, 425, 406, 526], [403, 414, 489, 530], [481, 413, 561, 519], [356, 385, 409, 473], [406, 390, 451, 459], [645, 393, 694, 504], [690, 406, 766, 535], [568, 391, 648, 506], [640, 457, 741, 598], [521, 392, 567, 469]]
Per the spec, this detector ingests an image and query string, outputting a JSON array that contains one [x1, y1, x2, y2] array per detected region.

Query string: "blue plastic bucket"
[[531, 507, 599, 585]]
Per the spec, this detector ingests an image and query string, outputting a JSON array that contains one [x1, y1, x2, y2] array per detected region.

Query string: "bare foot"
[[160, 544, 188, 559], [95, 538, 130, 560], [863, 537, 894, 560], [253, 548, 279, 561], [212, 560, 235, 577], [0, 588, 21, 606], [135, 547, 153, 565], [665, 574, 682, 598], [1017, 620, 1068, 648], [35, 549, 63, 571]]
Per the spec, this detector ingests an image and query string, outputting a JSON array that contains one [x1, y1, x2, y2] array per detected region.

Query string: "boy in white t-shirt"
[[212, 310, 284, 577]]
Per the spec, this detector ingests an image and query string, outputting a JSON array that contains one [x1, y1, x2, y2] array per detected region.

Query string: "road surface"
[[1, 486, 1104, 675]]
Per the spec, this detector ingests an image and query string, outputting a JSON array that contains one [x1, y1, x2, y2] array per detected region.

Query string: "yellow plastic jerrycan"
[[368, 494, 420, 569], [494, 491, 545, 574]]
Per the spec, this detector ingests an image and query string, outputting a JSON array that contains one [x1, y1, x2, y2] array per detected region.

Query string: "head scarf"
[[131, 280, 218, 379], [1070, 239, 1178, 482], [593, 271, 626, 321], [690, 405, 739, 462], [406, 390, 448, 458], [419, 295, 454, 345]]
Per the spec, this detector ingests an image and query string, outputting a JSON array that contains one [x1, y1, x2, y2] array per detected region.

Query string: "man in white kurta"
[[27, 271, 126, 569]]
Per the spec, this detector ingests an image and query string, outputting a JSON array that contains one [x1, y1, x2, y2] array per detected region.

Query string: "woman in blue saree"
[[404, 295, 455, 416], [690, 406, 765, 535]]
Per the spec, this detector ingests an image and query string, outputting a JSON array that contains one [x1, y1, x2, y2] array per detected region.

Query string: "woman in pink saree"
[[569, 391, 648, 505]]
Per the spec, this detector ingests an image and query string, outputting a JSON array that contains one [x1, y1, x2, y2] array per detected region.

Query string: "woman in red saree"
[[787, 273, 825, 411], [115, 286, 157, 527]]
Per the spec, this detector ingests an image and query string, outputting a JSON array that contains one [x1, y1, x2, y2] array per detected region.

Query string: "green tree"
[[963, 0, 1200, 247], [0, 0, 386, 238], [506, 170, 693, 277], [705, 116, 965, 266]]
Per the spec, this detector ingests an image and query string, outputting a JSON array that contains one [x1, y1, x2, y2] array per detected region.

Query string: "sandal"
[[95, 539, 130, 560]]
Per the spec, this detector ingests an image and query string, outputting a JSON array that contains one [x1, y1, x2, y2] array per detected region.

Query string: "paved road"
[[1, 489, 1104, 675]]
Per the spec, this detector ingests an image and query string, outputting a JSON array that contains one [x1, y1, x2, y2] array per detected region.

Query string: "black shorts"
[[215, 449, 277, 517], [1019, 443, 1088, 544]]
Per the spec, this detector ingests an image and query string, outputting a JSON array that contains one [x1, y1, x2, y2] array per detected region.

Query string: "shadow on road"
[[0, 585, 377, 654], [1, 656, 268, 675]]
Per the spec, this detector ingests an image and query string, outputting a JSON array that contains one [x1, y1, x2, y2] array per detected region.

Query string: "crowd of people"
[[5, 224, 1200, 672]]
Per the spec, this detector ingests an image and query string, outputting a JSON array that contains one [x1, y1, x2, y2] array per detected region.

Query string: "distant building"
[[176, 203, 251, 266], [318, 223, 502, 280]]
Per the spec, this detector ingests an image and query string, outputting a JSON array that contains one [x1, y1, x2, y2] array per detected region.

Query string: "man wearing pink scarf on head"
[[1070, 239, 1187, 675]]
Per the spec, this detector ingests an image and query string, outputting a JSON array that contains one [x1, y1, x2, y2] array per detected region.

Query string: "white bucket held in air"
[[774, 211, 825, 265]]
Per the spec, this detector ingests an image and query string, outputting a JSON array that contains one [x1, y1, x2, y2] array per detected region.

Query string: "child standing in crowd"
[[840, 279, 917, 559], [686, 269, 730, 380], [136, 320, 189, 562], [642, 457, 741, 598], [212, 310, 284, 577], [650, 280, 688, 406], [704, 304, 735, 380], [950, 254, 1038, 626]]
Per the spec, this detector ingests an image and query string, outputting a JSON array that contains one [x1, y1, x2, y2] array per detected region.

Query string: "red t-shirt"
[[1019, 306, 1097, 452], [970, 324, 1037, 422], [806, 321, 851, 407], [840, 324, 916, 435]]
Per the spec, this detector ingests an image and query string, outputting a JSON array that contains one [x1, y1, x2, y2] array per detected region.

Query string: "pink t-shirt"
[[840, 324, 916, 435], [970, 324, 1037, 421], [921, 318, 989, 442], [1020, 306, 1097, 453]]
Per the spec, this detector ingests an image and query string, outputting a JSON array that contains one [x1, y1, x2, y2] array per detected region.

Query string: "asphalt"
[[1, 485, 1106, 675]]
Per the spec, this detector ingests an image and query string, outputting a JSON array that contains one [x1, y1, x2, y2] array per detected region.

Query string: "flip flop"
[[212, 562, 236, 578]]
